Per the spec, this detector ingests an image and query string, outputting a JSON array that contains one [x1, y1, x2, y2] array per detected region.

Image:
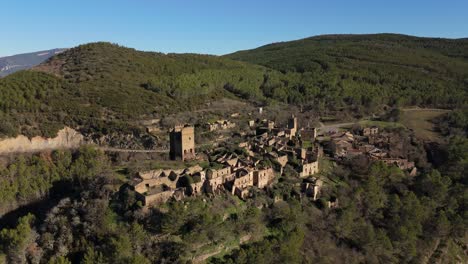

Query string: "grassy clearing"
[[359, 120, 404, 129], [400, 109, 450, 142]]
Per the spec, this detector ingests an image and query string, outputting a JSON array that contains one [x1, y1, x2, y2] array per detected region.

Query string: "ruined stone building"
[[204, 120, 236, 132], [301, 178, 323, 200], [287, 115, 298, 138], [328, 127, 418, 177], [362, 126, 379, 137], [170, 125, 195, 161], [130, 170, 182, 206], [379, 158, 417, 175], [231, 168, 255, 199], [299, 160, 319, 178], [300, 127, 317, 141], [254, 168, 275, 189]]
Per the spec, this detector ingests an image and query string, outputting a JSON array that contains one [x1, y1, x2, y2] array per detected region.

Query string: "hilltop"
[[226, 33, 468, 109], [0, 42, 276, 139]]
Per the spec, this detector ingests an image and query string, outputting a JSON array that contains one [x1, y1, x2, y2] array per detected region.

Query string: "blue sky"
[[1, 0, 467, 57]]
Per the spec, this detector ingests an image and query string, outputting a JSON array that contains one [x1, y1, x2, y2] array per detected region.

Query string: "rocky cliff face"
[[0, 127, 84, 154]]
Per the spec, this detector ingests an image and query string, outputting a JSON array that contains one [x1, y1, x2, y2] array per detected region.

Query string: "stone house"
[[231, 168, 255, 199], [363, 126, 379, 137], [205, 123, 218, 132], [345, 148, 365, 158], [301, 178, 323, 200], [207, 167, 232, 179], [205, 176, 224, 194], [234, 188, 250, 200], [185, 164, 204, 175], [296, 148, 307, 160], [253, 168, 275, 189], [146, 125, 162, 133], [190, 181, 205, 196], [276, 155, 289, 168], [141, 188, 175, 206], [330, 140, 353, 157], [204, 120, 236, 132], [205, 167, 231, 194], [132, 182, 174, 206], [135, 170, 179, 192], [299, 160, 319, 178], [267, 120, 275, 130], [300, 128, 317, 141], [380, 158, 416, 171], [224, 157, 239, 167]]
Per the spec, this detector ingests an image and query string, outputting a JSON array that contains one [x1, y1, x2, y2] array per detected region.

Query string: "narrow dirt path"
[[97, 147, 169, 153]]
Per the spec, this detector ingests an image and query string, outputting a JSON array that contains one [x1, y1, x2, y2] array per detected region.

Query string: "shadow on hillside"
[[0, 179, 74, 229]]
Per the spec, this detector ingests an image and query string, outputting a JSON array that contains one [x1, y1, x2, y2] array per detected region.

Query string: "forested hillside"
[[0, 43, 277, 138], [227, 34, 468, 110], [1, 133, 466, 263], [1, 35, 468, 140]]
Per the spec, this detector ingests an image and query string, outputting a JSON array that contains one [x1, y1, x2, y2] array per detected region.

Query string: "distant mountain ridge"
[[0, 48, 67, 77]]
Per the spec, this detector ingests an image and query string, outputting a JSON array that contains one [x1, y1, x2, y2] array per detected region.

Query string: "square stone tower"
[[170, 125, 195, 161], [288, 115, 298, 137]]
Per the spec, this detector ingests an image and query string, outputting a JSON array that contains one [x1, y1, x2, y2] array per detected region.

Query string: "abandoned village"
[[125, 110, 417, 209]]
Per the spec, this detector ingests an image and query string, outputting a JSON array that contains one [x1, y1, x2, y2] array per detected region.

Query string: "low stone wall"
[[0, 127, 84, 154]]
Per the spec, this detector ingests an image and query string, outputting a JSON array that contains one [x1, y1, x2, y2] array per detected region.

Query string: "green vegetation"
[[0, 35, 467, 263], [211, 156, 467, 263], [1, 35, 468, 139], [359, 120, 404, 129], [0, 136, 466, 263], [400, 109, 450, 142], [0, 147, 110, 214], [227, 34, 468, 111], [0, 214, 35, 263], [0, 42, 276, 138], [436, 107, 468, 137]]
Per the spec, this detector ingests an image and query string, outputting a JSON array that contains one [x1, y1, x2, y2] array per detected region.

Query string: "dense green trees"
[[437, 108, 468, 137], [0, 146, 108, 214], [0, 35, 467, 262], [227, 34, 468, 110], [2, 36, 468, 139], [211, 153, 467, 264], [0, 142, 466, 263], [0, 214, 35, 263]]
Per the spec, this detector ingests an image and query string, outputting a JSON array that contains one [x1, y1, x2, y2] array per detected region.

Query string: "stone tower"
[[170, 125, 195, 161], [288, 115, 298, 137]]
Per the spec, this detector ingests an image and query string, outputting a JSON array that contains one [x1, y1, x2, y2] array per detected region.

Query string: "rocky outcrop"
[[0, 127, 84, 154]]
